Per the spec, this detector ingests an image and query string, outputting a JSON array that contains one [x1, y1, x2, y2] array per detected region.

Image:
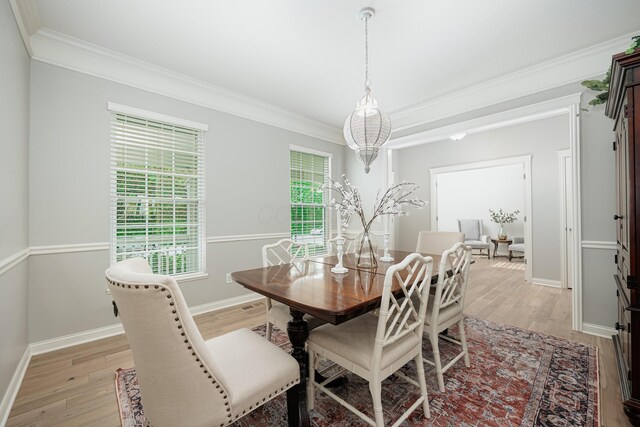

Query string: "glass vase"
[[498, 224, 507, 240], [356, 228, 378, 269]]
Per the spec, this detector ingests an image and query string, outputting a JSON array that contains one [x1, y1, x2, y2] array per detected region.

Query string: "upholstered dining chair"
[[457, 219, 491, 258], [262, 238, 326, 340], [416, 230, 464, 255], [105, 258, 300, 427], [424, 242, 473, 392], [307, 253, 433, 427]]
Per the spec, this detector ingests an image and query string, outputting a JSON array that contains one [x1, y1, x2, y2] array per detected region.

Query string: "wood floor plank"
[[6, 257, 629, 426]]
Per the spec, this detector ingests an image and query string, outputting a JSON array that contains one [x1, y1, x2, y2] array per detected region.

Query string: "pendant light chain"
[[364, 16, 369, 90]]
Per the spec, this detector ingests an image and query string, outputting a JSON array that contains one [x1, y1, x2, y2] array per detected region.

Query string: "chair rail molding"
[[28, 29, 343, 145], [0, 248, 30, 277], [581, 240, 617, 250], [1, 233, 291, 277], [30, 242, 110, 256]]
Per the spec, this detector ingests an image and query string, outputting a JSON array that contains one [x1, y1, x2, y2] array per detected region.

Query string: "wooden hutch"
[[607, 48, 640, 425]]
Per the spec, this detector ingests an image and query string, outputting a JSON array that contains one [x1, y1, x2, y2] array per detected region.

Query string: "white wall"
[[435, 164, 525, 243], [27, 61, 345, 342], [0, 0, 30, 414]]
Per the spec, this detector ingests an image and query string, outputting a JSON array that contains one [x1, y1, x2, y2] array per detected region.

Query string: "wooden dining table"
[[231, 249, 447, 427]]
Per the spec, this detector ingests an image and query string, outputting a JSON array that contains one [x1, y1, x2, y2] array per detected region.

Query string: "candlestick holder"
[[380, 232, 394, 262], [331, 237, 349, 274]]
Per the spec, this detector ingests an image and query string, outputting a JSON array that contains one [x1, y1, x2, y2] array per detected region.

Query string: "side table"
[[490, 238, 513, 259]]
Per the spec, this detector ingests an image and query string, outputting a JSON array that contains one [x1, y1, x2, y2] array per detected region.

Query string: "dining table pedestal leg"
[[286, 307, 310, 427]]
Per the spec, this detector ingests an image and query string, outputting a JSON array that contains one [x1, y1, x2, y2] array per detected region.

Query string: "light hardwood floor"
[[6, 257, 628, 426]]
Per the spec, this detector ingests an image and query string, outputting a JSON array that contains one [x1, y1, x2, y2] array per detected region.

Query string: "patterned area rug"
[[115, 317, 599, 426]]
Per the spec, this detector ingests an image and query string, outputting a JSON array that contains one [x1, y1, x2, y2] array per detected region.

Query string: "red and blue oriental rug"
[[115, 316, 599, 426]]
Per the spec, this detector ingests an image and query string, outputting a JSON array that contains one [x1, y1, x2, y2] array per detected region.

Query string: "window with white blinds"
[[290, 148, 331, 256], [110, 106, 206, 277]]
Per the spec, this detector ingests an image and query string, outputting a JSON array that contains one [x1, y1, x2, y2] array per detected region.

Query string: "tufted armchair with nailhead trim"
[[106, 257, 300, 427]]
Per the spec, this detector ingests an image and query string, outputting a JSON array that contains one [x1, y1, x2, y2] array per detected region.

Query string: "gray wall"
[[28, 61, 345, 342], [0, 0, 30, 405], [390, 81, 617, 329], [394, 115, 568, 282]]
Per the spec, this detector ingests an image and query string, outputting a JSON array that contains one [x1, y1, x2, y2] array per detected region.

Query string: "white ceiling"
[[30, 0, 640, 129]]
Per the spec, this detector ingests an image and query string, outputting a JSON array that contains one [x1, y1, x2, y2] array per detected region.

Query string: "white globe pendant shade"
[[344, 8, 391, 174], [343, 88, 391, 173]]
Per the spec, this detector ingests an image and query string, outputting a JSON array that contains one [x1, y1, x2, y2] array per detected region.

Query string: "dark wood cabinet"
[[607, 48, 640, 425]]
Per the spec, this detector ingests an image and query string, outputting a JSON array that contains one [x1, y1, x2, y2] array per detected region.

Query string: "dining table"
[[231, 249, 450, 427]]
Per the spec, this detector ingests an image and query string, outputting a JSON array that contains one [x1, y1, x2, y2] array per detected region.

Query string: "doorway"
[[429, 156, 533, 283]]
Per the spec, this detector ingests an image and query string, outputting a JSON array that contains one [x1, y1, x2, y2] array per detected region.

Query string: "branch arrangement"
[[325, 175, 426, 231], [489, 208, 520, 225]]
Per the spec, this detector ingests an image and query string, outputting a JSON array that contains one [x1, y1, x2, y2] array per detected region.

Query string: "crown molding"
[[8, 0, 40, 56], [389, 31, 640, 134], [389, 93, 581, 149], [30, 29, 343, 145]]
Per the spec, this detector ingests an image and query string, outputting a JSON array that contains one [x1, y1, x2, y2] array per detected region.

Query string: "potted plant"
[[489, 208, 520, 240]]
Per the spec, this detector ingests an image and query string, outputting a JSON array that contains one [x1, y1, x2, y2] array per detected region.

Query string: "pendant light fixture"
[[344, 7, 391, 174]]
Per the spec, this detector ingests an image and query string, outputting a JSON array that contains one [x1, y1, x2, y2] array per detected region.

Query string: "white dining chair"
[[416, 231, 464, 255], [307, 253, 433, 427], [424, 242, 473, 392], [262, 238, 325, 340], [105, 257, 300, 427]]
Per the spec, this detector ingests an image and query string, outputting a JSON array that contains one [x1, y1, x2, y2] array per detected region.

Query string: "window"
[[109, 103, 207, 277], [290, 146, 331, 255]]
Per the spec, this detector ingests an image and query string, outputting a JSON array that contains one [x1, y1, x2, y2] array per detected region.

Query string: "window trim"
[[108, 102, 209, 131], [108, 103, 207, 278]]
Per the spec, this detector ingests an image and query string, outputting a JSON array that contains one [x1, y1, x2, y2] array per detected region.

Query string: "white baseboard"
[[531, 277, 561, 288], [190, 293, 264, 316], [29, 293, 264, 356], [582, 323, 616, 339], [29, 323, 125, 356], [0, 347, 31, 427]]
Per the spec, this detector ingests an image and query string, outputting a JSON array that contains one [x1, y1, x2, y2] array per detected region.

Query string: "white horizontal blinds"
[[110, 112, 205, 276], [290, 150, 330, 256]]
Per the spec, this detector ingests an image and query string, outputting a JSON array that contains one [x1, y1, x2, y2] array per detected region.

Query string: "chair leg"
[[508, 250, 512, 261], [307, 349, 315, 410], [369, 377, 385, 427], [414, 353, 430, 419], [430, 332, 445, 392], [459, 319, 470, 367], [266, 321, 273, 341]]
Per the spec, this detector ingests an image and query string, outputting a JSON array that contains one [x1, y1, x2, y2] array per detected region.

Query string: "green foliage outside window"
[[290, 151, 329, 255]]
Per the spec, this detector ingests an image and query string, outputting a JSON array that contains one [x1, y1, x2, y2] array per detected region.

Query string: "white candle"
[[336, 207, 342, 239]]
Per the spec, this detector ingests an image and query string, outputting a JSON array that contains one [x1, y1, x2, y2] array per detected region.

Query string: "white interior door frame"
[[429, 156, 533, 283], [558, 149, 572, 290]]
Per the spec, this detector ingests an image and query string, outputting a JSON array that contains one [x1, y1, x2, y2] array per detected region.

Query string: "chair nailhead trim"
[[109, 279, 234, 414]]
